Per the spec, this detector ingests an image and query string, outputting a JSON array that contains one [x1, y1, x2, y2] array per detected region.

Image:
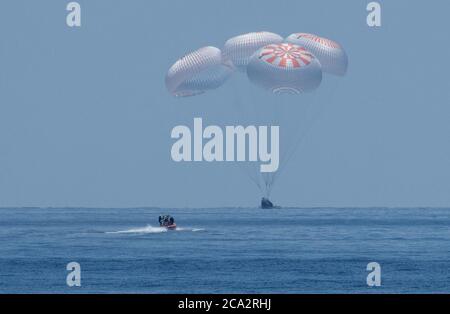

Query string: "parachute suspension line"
[[255, 91, 315, 197], [269, 80, 342, 189], [236, 160, 264, 194], [231, 84, 267, 198], [249, 91, 264, 197], [269, 95, 320, 189], [229, 77, 266, 195], [247, 83, 279, 199], [262, 97, 289, 198]]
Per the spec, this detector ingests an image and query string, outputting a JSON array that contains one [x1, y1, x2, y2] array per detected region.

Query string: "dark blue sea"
[[0, 207, 449, 293]]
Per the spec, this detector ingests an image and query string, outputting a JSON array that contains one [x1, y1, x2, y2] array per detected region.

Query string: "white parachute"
[[286, 33, 348, 76], [165, 46, 234, 97], [222, 31, 284, 71]]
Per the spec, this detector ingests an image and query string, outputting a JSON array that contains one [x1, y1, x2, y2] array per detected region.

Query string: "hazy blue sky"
[[0, 0, 449, 208]]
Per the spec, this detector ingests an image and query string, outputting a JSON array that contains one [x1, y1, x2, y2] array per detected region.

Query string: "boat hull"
[[166, 224, 177, 230]]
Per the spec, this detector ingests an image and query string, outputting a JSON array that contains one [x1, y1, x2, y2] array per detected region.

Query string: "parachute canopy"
[[286, 33, 348, 76], [223, 31, 284, 71], [247, 43, 322, 94], [165, 46, 234, 97]]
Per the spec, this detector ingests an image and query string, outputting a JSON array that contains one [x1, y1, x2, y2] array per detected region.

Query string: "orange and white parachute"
[[286, 33, 348, 76], [247, 43, 322, 94]]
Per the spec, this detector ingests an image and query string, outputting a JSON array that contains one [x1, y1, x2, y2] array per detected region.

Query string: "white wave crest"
[[175, 227, 205, 232], [106, 225, 167, 234], [106, 225, 205, 234]]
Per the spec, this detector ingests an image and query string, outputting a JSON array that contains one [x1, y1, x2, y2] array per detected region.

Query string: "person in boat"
[[159, 215, 166, 226], [159, 215, 175, 227], [261, 197, 274, 209]]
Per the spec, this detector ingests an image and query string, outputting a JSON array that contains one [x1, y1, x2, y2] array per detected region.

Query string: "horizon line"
[[0, 206, 449, 210]]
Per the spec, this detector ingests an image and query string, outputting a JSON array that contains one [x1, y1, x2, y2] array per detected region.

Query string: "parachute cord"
[[263, 97, 314, 196], [237, 161, 264, 194], [249, 85, 277, 199], [270, 80, 341, 187], [271, 103, 319, 185], [229, 76, 265, 196]]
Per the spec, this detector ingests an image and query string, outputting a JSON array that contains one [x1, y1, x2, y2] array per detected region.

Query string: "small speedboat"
[[159, 215, 177, 230]]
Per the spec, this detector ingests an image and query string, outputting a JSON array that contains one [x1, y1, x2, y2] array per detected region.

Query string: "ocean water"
[[0, 207, 449, 293]]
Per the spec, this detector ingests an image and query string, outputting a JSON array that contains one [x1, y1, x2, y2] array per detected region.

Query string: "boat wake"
[[106, 225, 204, 234]]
